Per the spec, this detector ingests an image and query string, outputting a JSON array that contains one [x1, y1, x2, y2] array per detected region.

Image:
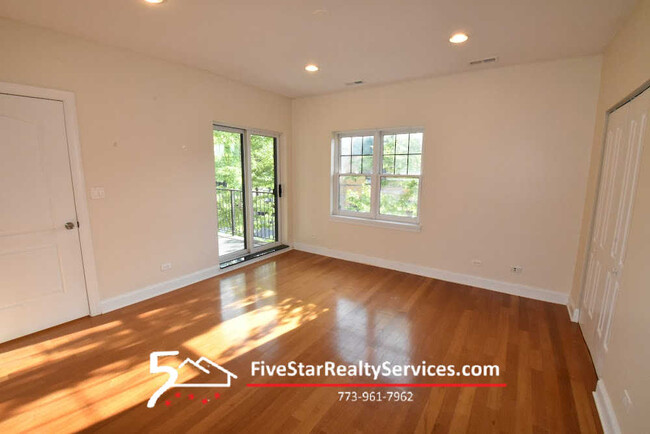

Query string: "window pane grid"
[[381, 132, 422, 176], [340, 135, 374, 175]]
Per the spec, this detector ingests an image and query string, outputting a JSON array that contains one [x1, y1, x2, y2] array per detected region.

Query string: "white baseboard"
[[567, 298, 580, 322], [593, 380, 622, 434], [293, 242, 568, 305], [100, 247, 292, 314]]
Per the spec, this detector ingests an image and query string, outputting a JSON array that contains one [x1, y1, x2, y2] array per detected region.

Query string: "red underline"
[[247, 383, 506, 388]]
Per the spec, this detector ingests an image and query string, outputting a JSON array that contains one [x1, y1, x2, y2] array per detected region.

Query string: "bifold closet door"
[[580, 88, 649, 373]]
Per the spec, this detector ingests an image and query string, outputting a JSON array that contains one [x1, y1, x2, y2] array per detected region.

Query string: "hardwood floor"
[[0, 250, 601, 433]]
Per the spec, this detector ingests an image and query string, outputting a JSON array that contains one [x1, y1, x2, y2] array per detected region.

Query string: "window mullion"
[[333, 134, 340, 214], [371, 131, 381, 218]]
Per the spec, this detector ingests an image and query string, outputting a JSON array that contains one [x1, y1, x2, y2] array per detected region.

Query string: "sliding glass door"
[[214, 126, 280, 261]]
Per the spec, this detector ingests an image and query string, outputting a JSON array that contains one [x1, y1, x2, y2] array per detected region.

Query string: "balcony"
[[216, 187, 277, 256]]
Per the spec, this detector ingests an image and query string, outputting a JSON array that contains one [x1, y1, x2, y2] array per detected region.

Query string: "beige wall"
[[571, 1, 650, 432], [0, 18, 292, 301], [291, 56, 602, 297]]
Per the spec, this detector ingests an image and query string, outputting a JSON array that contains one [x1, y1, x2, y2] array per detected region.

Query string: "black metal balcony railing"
[[216, 187, 276, 242]]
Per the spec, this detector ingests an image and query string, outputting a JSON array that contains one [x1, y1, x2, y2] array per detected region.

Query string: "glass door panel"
[[214, 128, 247, 259], [249, 134, 279, 249]]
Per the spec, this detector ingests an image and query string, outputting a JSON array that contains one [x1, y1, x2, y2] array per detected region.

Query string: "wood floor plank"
[[0, 250, 602, 433]]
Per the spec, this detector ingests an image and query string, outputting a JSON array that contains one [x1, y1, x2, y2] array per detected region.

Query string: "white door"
[[580, 87, 649, 373], [0, 92, 89, 343]]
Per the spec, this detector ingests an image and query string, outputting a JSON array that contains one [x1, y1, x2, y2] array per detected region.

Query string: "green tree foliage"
[[340, 176, 418, 217], [213, 131, 275, 191], [213, 130, 243, 189], [379, 178, 419, 217], [250, 135, 275, 190], [341, 176, 371, 213]]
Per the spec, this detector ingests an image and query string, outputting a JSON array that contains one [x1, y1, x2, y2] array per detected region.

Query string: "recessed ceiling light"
[[305, 64, 319, 72], [144, 0, 166, 4], [449, 33, 469, 44]]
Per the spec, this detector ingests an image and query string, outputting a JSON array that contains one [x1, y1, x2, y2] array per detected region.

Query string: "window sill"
[[329, 214, 421, 232]]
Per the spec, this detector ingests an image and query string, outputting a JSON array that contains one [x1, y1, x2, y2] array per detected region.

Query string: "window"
[[332, 129, 423, 227]]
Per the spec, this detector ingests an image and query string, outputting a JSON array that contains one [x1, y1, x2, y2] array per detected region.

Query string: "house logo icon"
[[147, 351, 238, 408]]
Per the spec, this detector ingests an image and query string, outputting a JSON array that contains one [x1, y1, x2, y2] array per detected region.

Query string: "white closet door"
[[0, 93, 89, 343], [580, 88, 649, 373]]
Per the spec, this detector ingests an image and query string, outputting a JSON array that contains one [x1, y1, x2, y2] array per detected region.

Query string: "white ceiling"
[[0, 0, 637, 97]]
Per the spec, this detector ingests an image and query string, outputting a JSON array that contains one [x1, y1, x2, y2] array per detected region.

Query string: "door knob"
[[65, 222, 76, 230]]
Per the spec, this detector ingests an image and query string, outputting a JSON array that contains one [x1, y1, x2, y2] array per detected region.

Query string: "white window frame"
[[331, 127, 424, 230]]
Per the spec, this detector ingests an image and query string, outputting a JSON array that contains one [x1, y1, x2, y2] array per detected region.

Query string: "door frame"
[[213, 122, 283, 261], [0, 81, 101, 316], [577, 78, 650, 323]]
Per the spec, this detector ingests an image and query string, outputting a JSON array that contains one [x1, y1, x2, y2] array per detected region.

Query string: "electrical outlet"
[[511, 266, 523, 274], [160, 263, 172, 272], [622, 390, 632, 413], [471, 259, 482, 266]]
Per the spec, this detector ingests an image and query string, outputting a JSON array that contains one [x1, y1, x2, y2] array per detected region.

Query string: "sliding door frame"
[[214, 123, 282, 261]]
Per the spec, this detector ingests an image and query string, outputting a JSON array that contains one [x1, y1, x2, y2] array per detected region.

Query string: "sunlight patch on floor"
[[0, 297, 327, 433], [185, 297, 328, 365], [222, 289, 276, 310], [0, 320, 124, 370]]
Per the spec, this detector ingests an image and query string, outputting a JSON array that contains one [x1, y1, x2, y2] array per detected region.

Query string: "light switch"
[[90, 187, 105, 200]]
